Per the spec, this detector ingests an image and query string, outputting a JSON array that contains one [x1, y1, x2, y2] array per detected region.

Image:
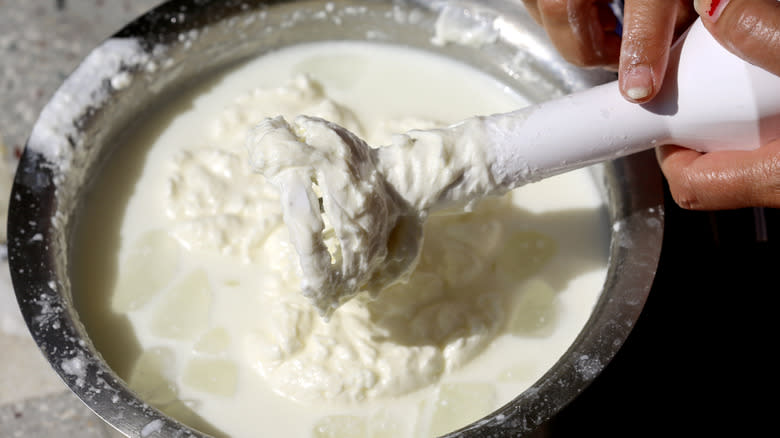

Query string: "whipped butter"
[[73, 41, 609, 438], [247, 111, 509, 318]]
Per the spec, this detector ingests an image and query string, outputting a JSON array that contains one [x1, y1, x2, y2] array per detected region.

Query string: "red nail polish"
[[695, 0, 730, 22], [707, 0, 722, 16]]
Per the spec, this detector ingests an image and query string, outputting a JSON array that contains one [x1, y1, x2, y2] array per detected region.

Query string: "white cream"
[[247, 113, 520, 317], [73, 41, 609, 438], [247, 115, 427, 318]]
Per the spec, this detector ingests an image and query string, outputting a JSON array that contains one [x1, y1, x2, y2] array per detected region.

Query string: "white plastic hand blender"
[[481, 18, 780, 187]]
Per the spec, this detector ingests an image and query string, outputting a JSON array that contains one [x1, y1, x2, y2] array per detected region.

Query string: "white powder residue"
[[61, 352, 87, 387], [32, 293, 61, 328], [110, 71, 133, 90], [574, 354, 603, 381], [140, 419, 164, 437], [431, 4, 500, 47], [26, 38, 154, 170]]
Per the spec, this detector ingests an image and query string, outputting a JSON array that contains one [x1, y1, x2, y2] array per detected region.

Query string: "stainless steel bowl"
[[8, 1, 664, 437]]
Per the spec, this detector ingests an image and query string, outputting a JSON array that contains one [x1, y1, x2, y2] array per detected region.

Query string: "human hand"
[[521, 0, 697, 102], [657, 0, 780, 210], [523, 0, 779, 209]]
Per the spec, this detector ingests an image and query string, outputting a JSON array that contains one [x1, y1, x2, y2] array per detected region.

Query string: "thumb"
[[694, 0, 780, 77]]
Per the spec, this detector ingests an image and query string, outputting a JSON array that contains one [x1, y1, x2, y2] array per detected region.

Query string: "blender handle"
[[481, 18, 780, 187]]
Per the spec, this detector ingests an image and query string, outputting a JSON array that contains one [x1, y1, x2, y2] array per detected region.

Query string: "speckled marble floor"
[[1, 1, 162, 436]]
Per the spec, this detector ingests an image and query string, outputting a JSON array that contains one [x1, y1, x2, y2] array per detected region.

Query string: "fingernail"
[[694, 0, 730, 22], [623, 64, 653, 102]]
